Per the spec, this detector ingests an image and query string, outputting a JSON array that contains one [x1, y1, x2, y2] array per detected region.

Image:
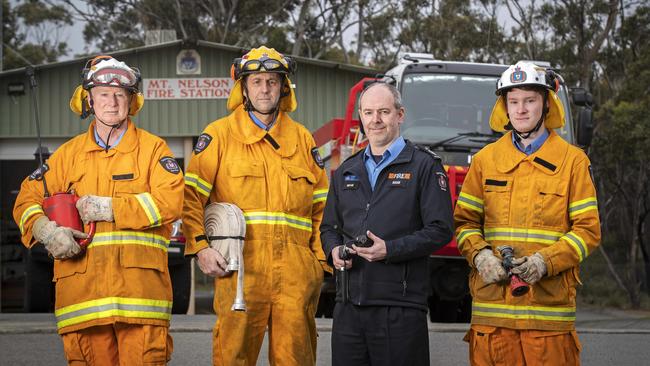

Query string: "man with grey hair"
[[320, 82, 454, 366]]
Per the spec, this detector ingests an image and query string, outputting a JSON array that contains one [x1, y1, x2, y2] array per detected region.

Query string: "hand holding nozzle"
[[497, 246, 530, 296]]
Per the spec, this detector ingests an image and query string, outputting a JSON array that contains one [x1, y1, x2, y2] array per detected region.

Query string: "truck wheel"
[[23, 248, 54, 313], [169, 259, 191, 314]]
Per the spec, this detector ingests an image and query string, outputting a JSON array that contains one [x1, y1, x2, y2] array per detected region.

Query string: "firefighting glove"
[[32, 216, 86, 259], [511, 253, 547, 285], [76, 195, 114, 224], [474, 248, 508, 284]]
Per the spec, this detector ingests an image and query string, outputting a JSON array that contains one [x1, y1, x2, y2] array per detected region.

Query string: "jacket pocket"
[[531, 272, 569, 305], [533, 178, 568, 228], [283, 164, 316, 214], [120, 245, 168, 273], [469, 269, 505, 301], [53, 255, 88, 281], [226, 161, 267, 210], [483, 177, 512, 226], [113, 178, 149, 197]]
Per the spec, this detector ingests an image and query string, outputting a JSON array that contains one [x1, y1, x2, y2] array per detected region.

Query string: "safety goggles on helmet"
[[89, 68, 138, 88], [231, 46, 295, 81], [241, 58, 289, 74], [82, 56, 141, 92]]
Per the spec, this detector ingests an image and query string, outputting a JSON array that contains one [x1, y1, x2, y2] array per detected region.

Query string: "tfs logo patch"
[[436, 172, 448, 191], [194, 133, 212, 154], [160, 157, 181, 174], [510, 66, 527, 84]]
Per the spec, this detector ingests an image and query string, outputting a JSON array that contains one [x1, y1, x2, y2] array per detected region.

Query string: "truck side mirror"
[[571, 87, 593, 107], [577, 107, 593, 147]]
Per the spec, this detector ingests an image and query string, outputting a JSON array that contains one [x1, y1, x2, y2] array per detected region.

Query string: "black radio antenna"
[[26, 66, 50, 197]]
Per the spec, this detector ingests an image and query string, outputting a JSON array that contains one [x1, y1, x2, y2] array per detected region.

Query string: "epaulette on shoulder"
[[414, 144, 442, 162]]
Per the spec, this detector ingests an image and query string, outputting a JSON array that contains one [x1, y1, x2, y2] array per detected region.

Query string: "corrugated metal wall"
[[0, 42, 375, 139]]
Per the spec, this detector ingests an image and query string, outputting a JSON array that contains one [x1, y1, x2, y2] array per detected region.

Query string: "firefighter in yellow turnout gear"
[[13, 56, 183, 365], [454, 61, 601, 365], [182, 46, 330, 366]]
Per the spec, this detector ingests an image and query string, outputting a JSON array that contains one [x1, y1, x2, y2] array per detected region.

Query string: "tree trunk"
[[291, 0, 312, 55]]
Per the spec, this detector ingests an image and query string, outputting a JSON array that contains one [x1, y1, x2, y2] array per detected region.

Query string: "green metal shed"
[[0, 40, 376, 159]]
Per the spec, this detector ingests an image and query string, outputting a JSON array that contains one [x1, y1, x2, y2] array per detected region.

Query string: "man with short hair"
[[454, 61, 601, 365], [320, 82, 454, 366], [13, 55, 183, 365], [182, 46, 330, 365]]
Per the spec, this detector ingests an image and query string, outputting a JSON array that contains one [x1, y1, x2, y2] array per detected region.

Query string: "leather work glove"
[[32, 216, 87, 259], [511, 253, 547, 285], [76, 195, 114, 224], [474, 248, 508, 284]]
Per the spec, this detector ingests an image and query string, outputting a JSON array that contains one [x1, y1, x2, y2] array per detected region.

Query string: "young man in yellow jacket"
[[182, 46, 329, 365], [454, 61, 601, 365], [13, 56, 183, 365]]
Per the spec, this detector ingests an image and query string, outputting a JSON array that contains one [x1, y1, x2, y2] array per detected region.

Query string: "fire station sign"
[[143, 78, 233, 99]]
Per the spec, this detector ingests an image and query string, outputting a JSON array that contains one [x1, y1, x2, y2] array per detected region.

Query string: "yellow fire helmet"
[[489, 61, 565, 132], [69, 55, 145, 118], [227, 46, 297, 112]]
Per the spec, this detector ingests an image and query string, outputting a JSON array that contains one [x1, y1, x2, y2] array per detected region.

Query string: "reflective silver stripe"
[[484, 228, 562, 245], [243, 212, 312, 232], [87, 232, 169, 251], [456, 229, 482, 247], [458, 193, 484, 213], [135, 193, 162, 227], [568, 198, 598, 217], [184, 173, 212, 197], [472, 302, 575, 321], [561, 232, 587, 261], [19, 204, 43, 234], [312, 189, 328, 203], [55, 297, 172, 329]]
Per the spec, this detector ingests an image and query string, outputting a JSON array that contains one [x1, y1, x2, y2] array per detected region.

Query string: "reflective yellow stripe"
[[135, 193, 162, 227], [20, 204, 44, 234], [484, 227, 563, 245], [569, 197, 598, 218], [87, 231, 169, 251], [313, 189, 328, 204], [185, 173, 212, 197], [457, 229, 482, 249], [561, 232, 587, 261], [243, 211, 312, 232], [458, 192, 484, 213], [472, 301, 575, 322], [55, 297, 172, 329]]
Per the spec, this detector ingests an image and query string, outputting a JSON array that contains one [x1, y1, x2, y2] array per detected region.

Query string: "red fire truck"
[[313, 54, 594, 322]]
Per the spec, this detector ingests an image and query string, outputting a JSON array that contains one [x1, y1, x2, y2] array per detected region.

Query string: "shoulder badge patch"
[[28, 163, 49, 181], [160, 157, 181, 174], [436, 171, 448, 191], [311, 147, 325, 169], [194, 133, 213, 154]]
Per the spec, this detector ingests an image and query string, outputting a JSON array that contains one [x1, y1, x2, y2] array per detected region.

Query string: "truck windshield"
[[399, 73, 573, 147]]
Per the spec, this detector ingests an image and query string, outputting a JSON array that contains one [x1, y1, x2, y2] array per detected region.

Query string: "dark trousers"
[[331, 302, 430, 366]]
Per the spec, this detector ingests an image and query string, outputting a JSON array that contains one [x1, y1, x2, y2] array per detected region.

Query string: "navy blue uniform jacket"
[[320, 140, 454, 310]]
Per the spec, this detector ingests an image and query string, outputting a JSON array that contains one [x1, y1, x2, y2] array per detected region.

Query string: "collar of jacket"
[[82, 119, 138, 154], [227, 105, 298, 157], [493, 130, 568, 175], [344, 139, 416, 176]]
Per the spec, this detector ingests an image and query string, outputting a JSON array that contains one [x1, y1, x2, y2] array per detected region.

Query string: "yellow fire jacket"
[[183, 105, 329, 363], [13, 120, 184, 334], [454, 130, 601, 331]]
